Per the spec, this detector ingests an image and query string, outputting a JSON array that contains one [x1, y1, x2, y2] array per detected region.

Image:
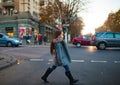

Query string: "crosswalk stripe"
[[91, 60, 107, 63], [114, 61, 120, 63], [48, 59, 53, 62], [29, 59, 120, 64], [72, 60, 85, 62], [30, 59, 44, 61]]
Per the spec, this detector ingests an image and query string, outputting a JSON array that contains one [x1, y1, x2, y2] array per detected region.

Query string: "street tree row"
[[39, 0, 88, 36], [96, 9, 120, 32]]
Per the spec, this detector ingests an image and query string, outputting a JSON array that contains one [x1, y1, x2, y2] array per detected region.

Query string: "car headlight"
[[14, 40, 19, 43]]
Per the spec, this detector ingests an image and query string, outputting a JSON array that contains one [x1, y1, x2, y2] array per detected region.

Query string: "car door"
[[81, 36, 86, 45], [83, 36, 91, 45], [103, 33, 115, 46], [114, 33, 120, 46], [0, 34, 7, 46], [0, 34, 4, 46], [81, 36, 90, 45]]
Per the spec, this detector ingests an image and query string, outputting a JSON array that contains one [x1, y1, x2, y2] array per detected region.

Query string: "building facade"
[[0, 0, 41, 44], [0, 0, 56, 44]]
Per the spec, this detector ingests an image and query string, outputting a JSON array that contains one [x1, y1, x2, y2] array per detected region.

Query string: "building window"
[[7, 32, 14, 37], [3, 0, 14, 2], [5, 27, 14, 37], [5, 27, 13, 32], [40, 1, 44, 6]]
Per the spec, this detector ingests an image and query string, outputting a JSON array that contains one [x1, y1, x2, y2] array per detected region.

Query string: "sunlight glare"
[[79, 0, 120, 35]]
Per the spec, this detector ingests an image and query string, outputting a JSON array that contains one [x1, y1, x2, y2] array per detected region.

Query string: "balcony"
[[0, 15, 17, 21], [2, 1, 14, 7], [17, 12, 32, 19], [39, 1, 44, 6]]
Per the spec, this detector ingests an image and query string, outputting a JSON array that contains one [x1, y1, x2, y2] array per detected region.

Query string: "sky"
[[79, 0, 120, 35]]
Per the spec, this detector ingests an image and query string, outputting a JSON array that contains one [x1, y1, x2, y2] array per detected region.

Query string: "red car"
[[72, 35, 91, 47]]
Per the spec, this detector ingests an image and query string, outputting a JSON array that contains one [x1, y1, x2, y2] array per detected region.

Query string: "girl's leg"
[[49, 65, 57, 70], [63, 65, 79, 84], [63, 65, 70, 72], [41, 65, 57, 83]]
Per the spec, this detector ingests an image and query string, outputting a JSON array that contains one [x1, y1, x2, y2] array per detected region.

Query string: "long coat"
[[54, 40, 71, 66]]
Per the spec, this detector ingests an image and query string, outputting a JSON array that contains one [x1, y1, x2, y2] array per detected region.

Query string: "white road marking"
[[72, 60, 85, 63], [114, 61, 120, 63], [30, 59, 44, 61], [91, 60, 107, 63], [48, 59, 53, 62], [29, 59, 120, 64]]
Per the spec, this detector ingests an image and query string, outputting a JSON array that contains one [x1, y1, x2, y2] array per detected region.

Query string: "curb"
[[0, 55, 16, 70]]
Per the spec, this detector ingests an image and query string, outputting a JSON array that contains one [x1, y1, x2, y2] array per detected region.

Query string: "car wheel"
[[7, 42, 12, 47], [76, 43, 81, 47], [97, 42, 106, 50], [15, 45, 19, 47]]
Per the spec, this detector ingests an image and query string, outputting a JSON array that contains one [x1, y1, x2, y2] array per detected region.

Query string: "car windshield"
[[95, 32, 104, 37], [4, 35, 9, 38]]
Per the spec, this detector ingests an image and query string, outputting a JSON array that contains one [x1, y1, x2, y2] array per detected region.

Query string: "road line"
[[48, 59, 85, 62], [30, 59, 44, 61], [48, 59, 53, 62], [29, 59, 120, 64], [72, 60, 85, 63], [114, 61, 120, 63], [91, 60, 107, 63]]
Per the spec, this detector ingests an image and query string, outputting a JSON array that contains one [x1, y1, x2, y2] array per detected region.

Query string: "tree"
[[70, 17, 84, 38], [95, 9, 120, 32], [39, 0, 88, 32], [112, 9, 120, 32]]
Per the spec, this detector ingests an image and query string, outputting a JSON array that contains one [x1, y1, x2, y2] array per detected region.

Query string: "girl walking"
[[41, 30, 79, 84]]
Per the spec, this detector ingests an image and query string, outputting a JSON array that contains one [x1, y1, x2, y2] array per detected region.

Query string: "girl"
[[41, 30, 79, 84]]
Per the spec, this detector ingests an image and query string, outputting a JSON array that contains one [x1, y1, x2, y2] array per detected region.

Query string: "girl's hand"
[[51, 50, 56, 55]]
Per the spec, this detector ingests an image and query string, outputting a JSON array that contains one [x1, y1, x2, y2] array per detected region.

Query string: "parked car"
[[72, 35, 91, 47], [91, 32, 120, 50], [0, 33, 22, 47]]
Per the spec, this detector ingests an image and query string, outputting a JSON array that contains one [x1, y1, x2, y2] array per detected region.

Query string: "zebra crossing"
[[29, 58, 120, 64]]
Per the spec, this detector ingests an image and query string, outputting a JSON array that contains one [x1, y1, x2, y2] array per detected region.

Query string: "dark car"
[[91, 32, 120, 50], [72, 35, 91, 47], [0, 33, 22, 47]]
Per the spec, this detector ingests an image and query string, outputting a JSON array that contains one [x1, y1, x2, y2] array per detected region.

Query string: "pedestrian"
[[41, 30, 79, 84], [26, 34, 31, 45], [34, 34, 38, 45], [38, 33, 43, 45], [43, 34, 48, 45]]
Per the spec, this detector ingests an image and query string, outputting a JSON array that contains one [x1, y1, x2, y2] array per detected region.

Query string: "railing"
[[0, 16, 17, 21], [2, 2, 14, 7]]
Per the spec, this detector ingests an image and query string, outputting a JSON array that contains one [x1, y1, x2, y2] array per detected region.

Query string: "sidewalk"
[[0, 54, 16, 70]]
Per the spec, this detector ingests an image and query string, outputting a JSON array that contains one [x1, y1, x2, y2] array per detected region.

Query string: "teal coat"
[[54, 40, 71, 66]]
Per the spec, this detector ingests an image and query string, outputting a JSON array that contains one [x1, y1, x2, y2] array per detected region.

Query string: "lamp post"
[[54, 0, 62, 30], [64, 13, 70, 43]]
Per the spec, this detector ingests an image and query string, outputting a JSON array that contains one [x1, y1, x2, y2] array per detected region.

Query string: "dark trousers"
[[49, 65, 70, 72], [39, 40, 42, 45]]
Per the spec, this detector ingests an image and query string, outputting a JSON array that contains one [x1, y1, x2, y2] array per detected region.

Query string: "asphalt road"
[[0, 45, 120, 85]]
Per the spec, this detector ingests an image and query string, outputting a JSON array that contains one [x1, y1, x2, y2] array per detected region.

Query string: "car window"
[[95, 32, 104, 37], [0, 34, 3, 38], [4, 35, 9, 38], [115, 33, 120, 38], [83, 36, 87, 39], [103, 33, 114, 38], [88, 36, 91, 40]]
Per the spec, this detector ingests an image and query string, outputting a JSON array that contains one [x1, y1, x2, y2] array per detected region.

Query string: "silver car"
[[91, 32, 120, 50], [0, 33, 22, 47]]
